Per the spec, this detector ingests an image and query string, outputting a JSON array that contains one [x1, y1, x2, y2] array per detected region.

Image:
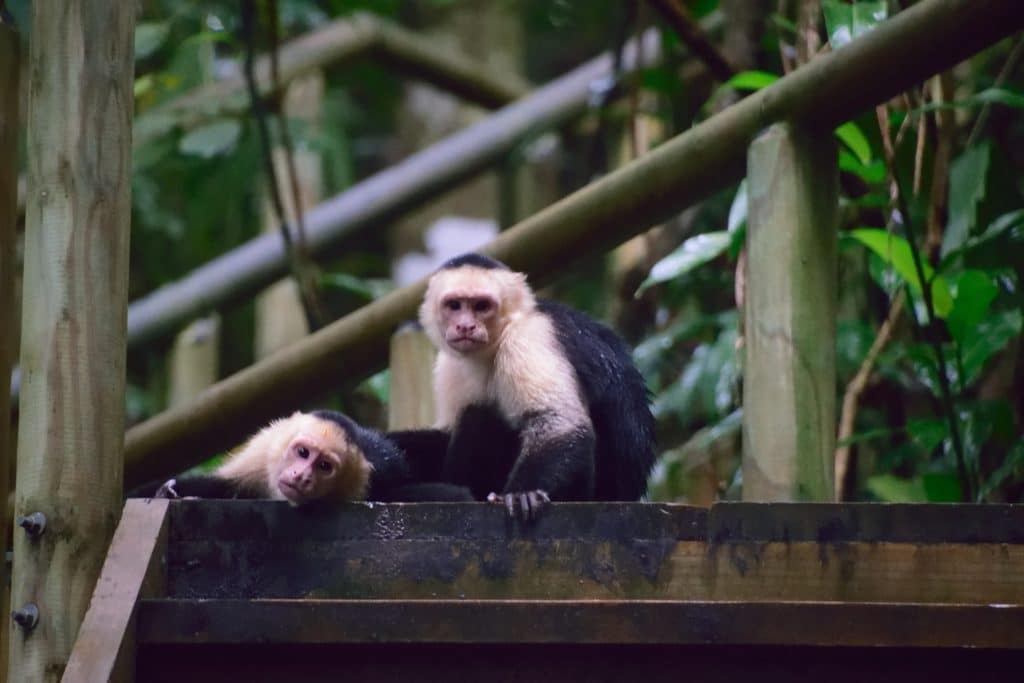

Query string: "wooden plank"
[[165, 537, 1024, 604], [743, 122, 838, 501], [137, 599, 1024, 649], [387, 324, 437, 430], [135, 642, 1024, 683], [63, 500, 170, 683], [9, 2, 135, 680], [0, 18, 21, 683], [709, 502, 1024, 543]]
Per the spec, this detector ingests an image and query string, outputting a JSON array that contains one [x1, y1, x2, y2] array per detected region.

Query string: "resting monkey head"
[[420, 253, 535, 357], [216, 411, 373, 506]]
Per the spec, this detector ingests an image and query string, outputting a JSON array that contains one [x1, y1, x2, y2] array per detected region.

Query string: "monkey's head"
[[421, 253, 535, 357], [268, 413, 373, 505]]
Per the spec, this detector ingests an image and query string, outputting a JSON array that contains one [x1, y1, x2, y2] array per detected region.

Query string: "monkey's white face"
[[439, 293, 500, 355], [274, 433, 345, 505]]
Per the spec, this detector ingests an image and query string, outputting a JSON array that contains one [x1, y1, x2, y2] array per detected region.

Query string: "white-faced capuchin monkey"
[[129, 410, 473, 506], [388, 253, 656, 521]]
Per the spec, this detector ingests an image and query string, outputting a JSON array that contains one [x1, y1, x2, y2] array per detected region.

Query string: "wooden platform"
[[65, 500, 1024, 682]]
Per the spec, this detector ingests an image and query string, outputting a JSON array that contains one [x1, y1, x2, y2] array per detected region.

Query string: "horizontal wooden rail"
[[136, 599, 1024, 649], [124, 0, 1024, 487]]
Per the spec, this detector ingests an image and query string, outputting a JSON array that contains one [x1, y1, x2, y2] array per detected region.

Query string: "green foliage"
[[822, 1, 888, 50], [845, 229, 954, 316]]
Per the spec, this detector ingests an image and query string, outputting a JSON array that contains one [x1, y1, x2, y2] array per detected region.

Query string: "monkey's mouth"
[[278, 480, 306, 502], [448, 336, 485, 352]]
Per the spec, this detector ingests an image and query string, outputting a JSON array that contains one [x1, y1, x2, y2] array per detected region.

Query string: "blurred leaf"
[[633, 314, 719, 378], [981, 441, 1024, 501], [727, 180, 747, 233], [960, 310, 1023, 386], [921, 472, 962, 502], [638, 232, 732, 292], [835, 121, 872, 164], [839, 150, 886, 184], [847, 228, 954, 317], [321, 272, 393, 301], [907, 418, 948, 454], [178, 120, 242, 158], [822, 1, 888, 49], [135, 22, 170, 60], [942, 142, 990, 256], [866, 473, 927, 502], [946, 270, 998, 346], [911, 88, 1024, 113], [724, 70, 778, 91]]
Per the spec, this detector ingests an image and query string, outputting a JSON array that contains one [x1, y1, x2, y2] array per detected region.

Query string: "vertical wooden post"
[[9, 2, 135, 680], [254, 72, 324, 360], [388, 324, 437, 430], [0, 17, 21, 683], [742, 122, 837, 502], [167, 315, 220, 407]]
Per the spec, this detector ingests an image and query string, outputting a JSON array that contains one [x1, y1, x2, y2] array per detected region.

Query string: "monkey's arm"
[[127, 474, 262, 500], [500, 414, 596, 520]]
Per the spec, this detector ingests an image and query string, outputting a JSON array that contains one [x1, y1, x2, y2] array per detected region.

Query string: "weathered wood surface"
[[387, 324, 436, 430], [9, 2, 135, 680], [63, 500, 170, 683], [160, 502, 1024, 604], [137, 599, 1024, 649], [135, 642, 1024, 683], [744, 123, 838, 502], [0, 17, 21, 683]]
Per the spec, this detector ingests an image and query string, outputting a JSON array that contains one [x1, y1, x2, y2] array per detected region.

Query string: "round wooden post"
[[742, 123, 837, 501], [9, 2, 135, 680], [388, 324, 437, 430], [0, 17, 22, 682]]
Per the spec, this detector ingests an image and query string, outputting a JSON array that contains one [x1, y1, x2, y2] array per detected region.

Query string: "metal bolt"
[[16, 512, 47, 537], [12, 603, 39, 632]]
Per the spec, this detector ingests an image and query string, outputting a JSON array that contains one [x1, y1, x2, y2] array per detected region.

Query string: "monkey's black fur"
[[127, 409, 473, 503], [389, 281, 656, 507]]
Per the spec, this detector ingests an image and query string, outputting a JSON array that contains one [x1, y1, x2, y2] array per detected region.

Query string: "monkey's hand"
[[152, 479, 180, 499], [487, 489, 551, 522]]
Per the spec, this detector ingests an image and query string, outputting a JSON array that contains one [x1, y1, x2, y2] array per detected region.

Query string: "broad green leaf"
[[942, 142, 990, 256], [839, 150, 886, 183], [724, 70, 778, 91], [135, 22, 170, 60], [960, 310, 1022, 386], [946, 270, 998, 346], [943, 209, 1024, 264], [822, 1, 888, 50], [638, 232, 732, 292], [921, 472, 962, 502], [848, 228, 954, 317], [866, 474, 927, 502], [835, 121, 872, 164], [178, 120, 242, 159]]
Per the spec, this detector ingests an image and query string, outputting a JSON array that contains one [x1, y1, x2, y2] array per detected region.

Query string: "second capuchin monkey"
[[389, 253, 656, 521], [129, 410, 473, 506]]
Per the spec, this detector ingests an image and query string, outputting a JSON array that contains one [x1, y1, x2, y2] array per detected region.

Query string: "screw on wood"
[[16, 511, 47, 537], [12, 603, 39, 632]]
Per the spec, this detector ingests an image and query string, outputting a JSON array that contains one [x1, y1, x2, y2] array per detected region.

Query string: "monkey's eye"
[[473, 299, 493, 313], [445, 300, 461, 311], [317, 460, 333, 473], [296, 445, 310, 459]]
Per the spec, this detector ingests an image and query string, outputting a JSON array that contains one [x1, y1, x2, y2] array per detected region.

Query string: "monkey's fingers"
[[488, 490, 551, 521], [152, 478, 180, 499]]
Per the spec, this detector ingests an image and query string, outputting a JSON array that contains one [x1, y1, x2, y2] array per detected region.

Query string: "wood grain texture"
[[387, 325, 436, 430], [743, 123, 838, 501], [0, 19, 21, 683], [9, 2, 134, 680], [63, 500, 169, 683]]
